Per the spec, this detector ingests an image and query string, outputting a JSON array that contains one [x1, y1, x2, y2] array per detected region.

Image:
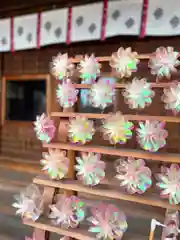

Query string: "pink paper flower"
[[89, 79, 115, 109], [148, 47, 180, 80], [78, 54, 101, 81], [122, 78, 155, 109], [109, 47, 139, 78], [68, 117, 95, 144], [34, 113, 56, 143], [115, 157, 152, 194], [51, 53, 75, 80], [156, 164, 180, 205], [136, 120, 168, 152], [56, 79, 79, 108], [49, 195, 85, 228], [41, 149, 70, 180], [12, 184, 43, 221], [75, 152, 105, 186], [162, 81, 180, 115], [88, 203, 128, 239], [102, 112, 134, 144]]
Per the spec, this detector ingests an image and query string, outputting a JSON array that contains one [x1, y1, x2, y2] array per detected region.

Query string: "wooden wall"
[[0, 36, 180, 161]]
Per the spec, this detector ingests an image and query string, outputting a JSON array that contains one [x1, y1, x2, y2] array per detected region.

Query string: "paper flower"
[[89, 79, 115, 109], [148, 47, 180, 79], [136, 120, 168, 152], [88, 203, 128, 239], [122, 78, 155, 109], [51, 53, 75, 80], [109, 47, 139, 78], [78, 54, 101, 81], [68, 117, 95, 144], [115, 157, 152, 194], [49, 195, 85, 228], [162, 81, 180, 115], [41, 149, 69, 180], [75, 152, 105, 186], [34, 113, 56, 143], [162, 210, 179, 239], [156, 164, 180, 205], [102, 112, 134, 144], [12, 184, 43, 221], [60, 237, 70, 240], [56, 79, 79, 108]]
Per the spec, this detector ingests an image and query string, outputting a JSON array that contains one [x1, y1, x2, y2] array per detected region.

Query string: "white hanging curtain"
[[71, 2, 103, 42], [146, 0, 180, 36], [13, 13, 38, 51], [105, 0, 143, 38], [0, 18, 11, 52], [40, 8, 68, 46]]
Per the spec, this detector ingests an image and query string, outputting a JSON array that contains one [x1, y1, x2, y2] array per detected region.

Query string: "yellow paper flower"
[[102, 112, 134, 144], [68, 117, 95, 144], [109, 47, 139, 78]]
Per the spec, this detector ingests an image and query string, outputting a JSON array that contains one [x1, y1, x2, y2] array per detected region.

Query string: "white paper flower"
[[41, 149, 70, 180], [89, 79, 115, 109], [102, 112, 134, 144], [162, 81, 180, 115], [68, 117, 95, 144], [122, 78, 155, 109], [51, 53, 75, 80], [115, 157, 152, 194], [56, 79, 79, 108], [136, 121, 168, 152], [49, 195, 85, 228], [156, 164, 180, 205], [12, 184, 43, 221], [88, 203, 128, 239], [78, 54, 101, 81], [75, 152, 105, 186], [109, 47, 139, 78], [148, 47, 180, 79]]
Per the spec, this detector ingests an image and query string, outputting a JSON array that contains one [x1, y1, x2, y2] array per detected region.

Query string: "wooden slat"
[[0, 155, 39, 165], [44, 142, 180, 163], [72, 55, 150, 63], [34, 176, 180, 210], [51, 112, 180, 123], [0, 178, 29, 192], [24, 218, 148, 240], [25, 219, 94, 240], [0, 160, 40, 174], [67, 82, 174, 89]]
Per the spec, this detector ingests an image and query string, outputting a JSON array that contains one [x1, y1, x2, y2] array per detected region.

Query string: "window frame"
[[1, 74, 51, 126]]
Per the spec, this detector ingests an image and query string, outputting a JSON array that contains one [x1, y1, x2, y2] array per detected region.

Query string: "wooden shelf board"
[[34, 176, 180, 210], [71, 55, 150, 63], [24, 218, 94, 240], [43, 142, 180, 163], [24, 218, 148, 240], [70, 82, 173, 89], [51, 112, 180, 123]]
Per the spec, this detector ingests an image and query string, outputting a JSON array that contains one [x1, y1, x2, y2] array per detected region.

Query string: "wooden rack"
[[23, 54, 180, 240]]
